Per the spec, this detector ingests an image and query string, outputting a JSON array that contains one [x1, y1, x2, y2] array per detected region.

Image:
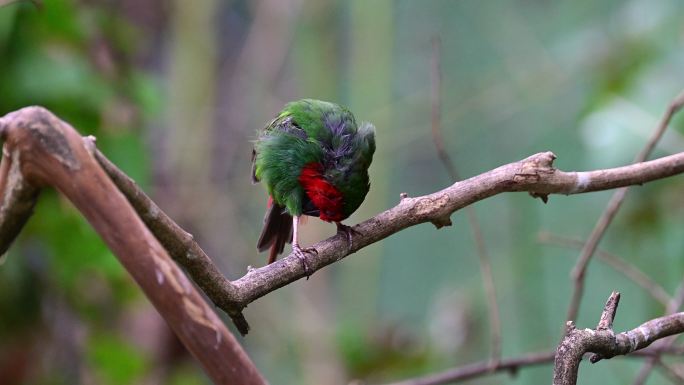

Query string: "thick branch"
[[92, 149, 250, 335], [0, 107, 265, 384], [0, 146, 40, 257], [554, 292, 684, 385]]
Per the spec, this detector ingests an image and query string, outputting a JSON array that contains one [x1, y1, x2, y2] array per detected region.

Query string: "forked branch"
[[554, 292, 684, 385], [0, 107, 265, 385]]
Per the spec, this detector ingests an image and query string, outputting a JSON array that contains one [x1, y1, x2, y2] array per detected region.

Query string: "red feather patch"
[[299, 163, 345, 222]]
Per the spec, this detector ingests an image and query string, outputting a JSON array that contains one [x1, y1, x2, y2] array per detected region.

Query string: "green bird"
[[252, 99, 376, 266]]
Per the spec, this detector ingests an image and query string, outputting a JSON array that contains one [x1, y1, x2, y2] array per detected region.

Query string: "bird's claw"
[[336, 222, 360, 253], [292, 244, 317, 279]]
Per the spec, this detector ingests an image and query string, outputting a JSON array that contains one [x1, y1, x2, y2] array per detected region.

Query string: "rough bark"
[[96, 132, 684, 333], [554, 292, 684, 385]]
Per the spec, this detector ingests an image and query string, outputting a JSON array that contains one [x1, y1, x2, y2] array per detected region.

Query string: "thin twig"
[[430, 36, 501, 364], [656, 360, 684, 384], [382, 345, 684, 385], [429, 37, 459, 180], [384, 351, 555, 385], [632, 279, 684, 385], [538, 232, 671, 307], [635, 345, 684, 357], [565, 90, 684, 324]]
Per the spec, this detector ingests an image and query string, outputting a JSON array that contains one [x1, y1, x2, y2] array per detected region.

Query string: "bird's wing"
[[251, 148, 259, 184]]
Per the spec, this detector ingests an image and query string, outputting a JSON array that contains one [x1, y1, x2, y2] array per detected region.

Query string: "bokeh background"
[[1, 0, 684, 384]]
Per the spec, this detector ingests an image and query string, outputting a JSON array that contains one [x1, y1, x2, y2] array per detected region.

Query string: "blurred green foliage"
[[0, 0, 160, 384], [87, 332, 150, 385], [0, 1, 683, 384]]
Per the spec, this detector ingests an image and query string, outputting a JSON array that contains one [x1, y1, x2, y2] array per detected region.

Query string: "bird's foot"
[[336, 222, 360, 253], [292, 243, 317, 279]]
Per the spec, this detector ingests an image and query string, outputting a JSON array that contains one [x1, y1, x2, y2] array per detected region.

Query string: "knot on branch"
[[409, 193, 452, 228], [514, 151, 557, 203], [513, 151, 556, 181]]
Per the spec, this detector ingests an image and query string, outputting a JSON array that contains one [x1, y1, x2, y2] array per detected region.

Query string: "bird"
[[252, 99, 375, 269]]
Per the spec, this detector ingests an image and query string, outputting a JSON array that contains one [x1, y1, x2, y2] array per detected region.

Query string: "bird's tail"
[[257, 198, 293, 264]]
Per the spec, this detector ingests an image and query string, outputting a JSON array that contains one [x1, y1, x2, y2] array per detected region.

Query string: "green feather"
[[254, 99, 375, 219], [254, 132, 322, 215]]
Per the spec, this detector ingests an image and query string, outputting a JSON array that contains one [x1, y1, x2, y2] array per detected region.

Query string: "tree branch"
[[92, 148, 250, 335], [0, 107, 265, 384], [565, 90, 684, 324], [228, 150, 684, 307], [554, 291, 684, 385], [0, 144, 40, 260], [98, 136, 684, 331]]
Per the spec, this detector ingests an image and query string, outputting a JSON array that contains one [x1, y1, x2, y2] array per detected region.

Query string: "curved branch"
[[0, 107, 265, 384], [93, 149, 249, 335], [554, 292, 684, 385], [0, 145, 40, 258]]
